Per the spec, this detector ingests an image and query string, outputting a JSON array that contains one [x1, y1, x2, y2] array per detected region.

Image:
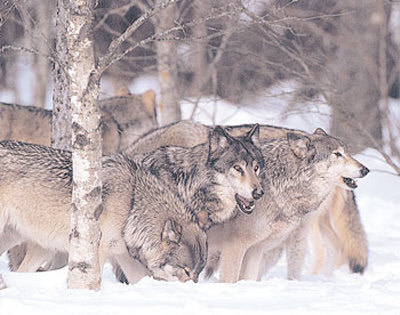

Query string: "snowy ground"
[[1, 83, 400, 314]]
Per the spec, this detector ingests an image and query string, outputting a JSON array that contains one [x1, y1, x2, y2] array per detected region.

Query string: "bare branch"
[[96, 0, 178, 75]]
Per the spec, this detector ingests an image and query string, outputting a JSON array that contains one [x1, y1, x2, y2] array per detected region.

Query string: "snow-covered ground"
[[1, 96, 400, 315], [1, 77, 400, 314]]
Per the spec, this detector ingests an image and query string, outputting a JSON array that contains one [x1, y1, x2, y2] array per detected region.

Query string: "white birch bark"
[[62, 0, 102, 290]]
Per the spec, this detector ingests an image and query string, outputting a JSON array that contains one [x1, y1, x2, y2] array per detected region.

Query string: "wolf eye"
[[254, 165, 259, 172], [234, 165, 243, 174], [334, 152, 342, 158]]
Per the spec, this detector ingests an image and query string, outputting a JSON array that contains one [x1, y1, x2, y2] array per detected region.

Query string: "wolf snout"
[[252, 188, 264, 200], [360, 165, 369, 178]]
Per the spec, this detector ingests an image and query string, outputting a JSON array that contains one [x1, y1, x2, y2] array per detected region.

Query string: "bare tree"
[[154, 0, 181, 125], [52, 0, 71, 150], [32, 0, 52, 107], [59, 0, 103, 290]]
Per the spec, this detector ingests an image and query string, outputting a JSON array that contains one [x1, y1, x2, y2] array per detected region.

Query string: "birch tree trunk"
[[52, 0, 71, 150], [154, 0, 181, 125], [61, 0, 102, 290]]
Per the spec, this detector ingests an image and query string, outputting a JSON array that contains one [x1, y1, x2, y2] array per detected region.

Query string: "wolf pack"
[[0, 90, 370, 289]]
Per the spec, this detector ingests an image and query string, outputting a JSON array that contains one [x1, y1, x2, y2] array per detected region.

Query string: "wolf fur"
[[205, 129, 369, 282], [138, 125, 265, 228], [0, 89, 158, 155], [3, 90, 159, 272], [7, 126, 264, 274], [127, 120, 369, 276], [0, 140, 207, 284]]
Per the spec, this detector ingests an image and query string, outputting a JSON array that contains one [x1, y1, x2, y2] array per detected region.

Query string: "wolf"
[[132, 124, 265, 227], [0, 89, 158, 154], [7, 125, 264, 273], [0, 140, 207, 284], [126, 120, 369, 276], [307, 186, 368, 275], [203, 128, 369, 282]]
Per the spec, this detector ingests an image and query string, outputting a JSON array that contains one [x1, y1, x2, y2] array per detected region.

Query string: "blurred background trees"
[[1, 0, 399, 168]]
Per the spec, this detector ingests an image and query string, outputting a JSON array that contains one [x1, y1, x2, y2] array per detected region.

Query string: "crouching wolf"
[[128, 120, 369, 276], [205, 128, 369, 282], [0, 141, 207, 284]]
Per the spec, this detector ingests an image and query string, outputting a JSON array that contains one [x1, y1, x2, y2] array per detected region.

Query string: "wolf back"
[[0, 90, 158, 155], [0, 140, 207, 284]]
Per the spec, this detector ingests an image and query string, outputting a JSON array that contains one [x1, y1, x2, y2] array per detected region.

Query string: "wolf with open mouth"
[[139, 124, 265, 229], [205, 128, 369, 282]]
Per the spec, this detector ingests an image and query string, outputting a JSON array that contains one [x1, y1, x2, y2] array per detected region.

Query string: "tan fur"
[[0, 104, 51, 146], [127, 121, 368, 277], [0, 142, 206, 284], [0, 90, 158, 155], [208, 132, 368, 282], [309, 186, 368, 274]]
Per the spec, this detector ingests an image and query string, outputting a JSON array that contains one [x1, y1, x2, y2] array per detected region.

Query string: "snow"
[[1, 81, 400, 314]]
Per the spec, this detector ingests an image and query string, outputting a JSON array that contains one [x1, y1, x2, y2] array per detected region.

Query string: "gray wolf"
[[205, 128, 369, 282], [0, 140, 207, 284], [127, 120, 369, 276], [3, 89, 159, 273], [7, 125, 264, 274], [137, 124, 265, 227], [0, 89, 158, 154]]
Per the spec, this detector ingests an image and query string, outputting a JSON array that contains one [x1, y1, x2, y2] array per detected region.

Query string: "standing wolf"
[[0, 89, 158, 154], [127, 120, 369, 276], [0, 141, 207, 285], [205, 128, 369, 282]]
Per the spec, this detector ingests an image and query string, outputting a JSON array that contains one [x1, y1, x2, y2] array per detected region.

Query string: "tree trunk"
[[328, 0, 383, 153], [154, 1, 181, 125], [61, 0, 102, 290], [33, 0, 52, 108], [189, 1, 209, 98], [52, 0, 71, 150]]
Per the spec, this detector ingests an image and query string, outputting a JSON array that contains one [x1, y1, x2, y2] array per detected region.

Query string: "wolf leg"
[[219, 243, 246, 283], [310, 212, 327, 274], [239, 243, 265, 281], [286, 222, 309, 280], [257, 245, 284, 280], [114, 252, 149, 284], [331, 190, 368, 274], [17, 242, 59, 272], [0, 226, 24, 256]]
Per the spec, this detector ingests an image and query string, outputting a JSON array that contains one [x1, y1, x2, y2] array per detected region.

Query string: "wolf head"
[[146, 218, 207, 283], [287, 128, 369, 190], [207, 124, 265, 215]]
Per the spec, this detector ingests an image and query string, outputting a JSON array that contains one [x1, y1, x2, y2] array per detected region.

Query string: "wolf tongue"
[[238, 194, 250, 207]]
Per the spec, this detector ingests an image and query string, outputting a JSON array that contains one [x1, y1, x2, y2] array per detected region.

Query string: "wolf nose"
[[360, 166, 369, 177], [252, 188, 264, 200]]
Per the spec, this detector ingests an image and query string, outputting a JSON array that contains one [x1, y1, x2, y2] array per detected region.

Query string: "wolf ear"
[[162, 219, 182, 244], [313, 128, 328, 136], [208, 126, 233, 161], [245, 124, 260, 146], [287, 133, 315, 160]]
